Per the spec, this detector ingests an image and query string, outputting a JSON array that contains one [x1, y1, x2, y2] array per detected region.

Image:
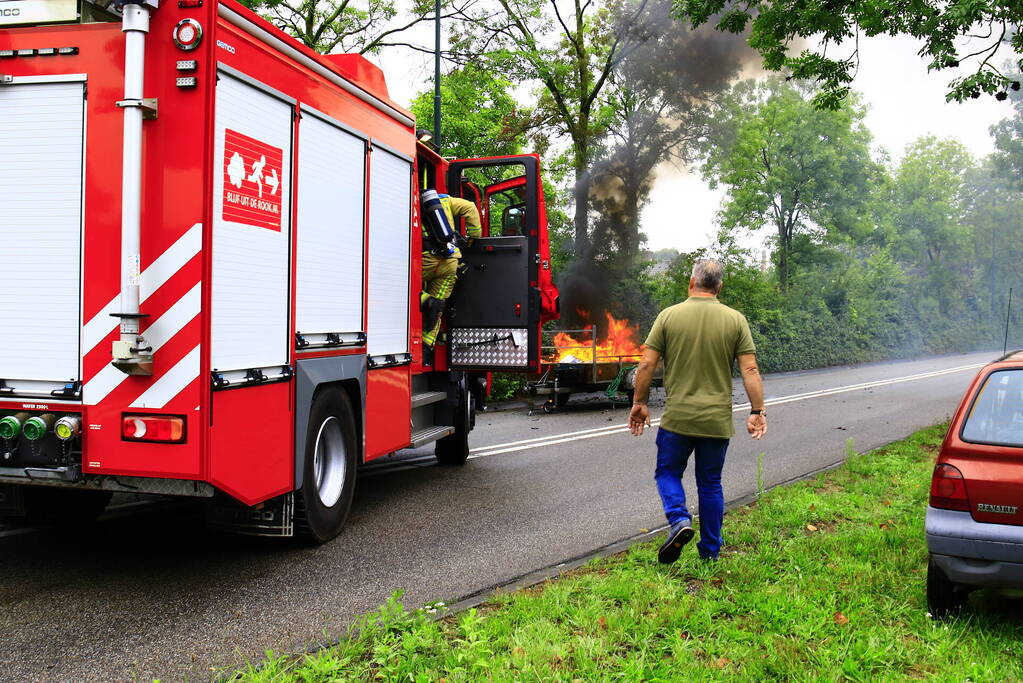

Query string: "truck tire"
[[295, 389, 358, 544], [22, 487, 112, 526], [927, 556, 968, 619], [436, 384, 474, 466]]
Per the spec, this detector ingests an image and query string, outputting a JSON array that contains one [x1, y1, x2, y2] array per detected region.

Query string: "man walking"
[[629, 260, 767, 563]]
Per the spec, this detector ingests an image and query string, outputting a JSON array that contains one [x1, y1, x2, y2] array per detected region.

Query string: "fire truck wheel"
[[22, 487, 113, 525], [436, 385, 475, 466], [296, 389, 358, 544]]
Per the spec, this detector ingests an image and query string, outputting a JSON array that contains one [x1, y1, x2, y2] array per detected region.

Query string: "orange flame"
[[549, 312, 644, 364]]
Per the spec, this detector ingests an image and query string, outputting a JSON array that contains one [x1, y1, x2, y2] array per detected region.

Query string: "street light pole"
[[433, 0, 442, 150]]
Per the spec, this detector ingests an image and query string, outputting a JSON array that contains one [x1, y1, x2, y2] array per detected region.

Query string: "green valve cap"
[[22, 414, 55, 441], [0, 416, 22, 440]]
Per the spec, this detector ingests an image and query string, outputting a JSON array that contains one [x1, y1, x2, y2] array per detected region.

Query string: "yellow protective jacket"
[[441, 196, 483, 240]]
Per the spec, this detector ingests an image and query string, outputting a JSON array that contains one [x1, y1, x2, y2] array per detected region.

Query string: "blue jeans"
[[655, 427, 730, 559]]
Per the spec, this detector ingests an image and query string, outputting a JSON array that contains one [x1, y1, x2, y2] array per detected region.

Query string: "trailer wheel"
[[436, 384, 474, 466], [22, 487, 112, 526], [296, 389, 358, 544]]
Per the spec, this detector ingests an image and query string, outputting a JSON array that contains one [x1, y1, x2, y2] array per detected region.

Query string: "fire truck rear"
[[0, 0, 558, 541]]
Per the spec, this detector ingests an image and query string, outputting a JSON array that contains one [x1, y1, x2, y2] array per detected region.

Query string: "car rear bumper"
[[930, 553, 1023, 588], [926, 506, 1023, 588]]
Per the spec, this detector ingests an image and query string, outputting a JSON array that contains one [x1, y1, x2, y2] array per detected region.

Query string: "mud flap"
[[205, 491, 294, 537]]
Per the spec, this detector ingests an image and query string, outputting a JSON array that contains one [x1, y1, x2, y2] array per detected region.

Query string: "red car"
[[926, 351, 1023, 617]]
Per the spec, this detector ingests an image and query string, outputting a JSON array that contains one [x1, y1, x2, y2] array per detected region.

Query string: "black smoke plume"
[[558, 0, 758, 331]]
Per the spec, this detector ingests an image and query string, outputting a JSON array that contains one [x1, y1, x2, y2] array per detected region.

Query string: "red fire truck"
[[0, 0, 559, 542]]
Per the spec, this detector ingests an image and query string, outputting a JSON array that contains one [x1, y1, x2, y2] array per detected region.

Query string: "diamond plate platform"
[[450, 328, 529, 367]]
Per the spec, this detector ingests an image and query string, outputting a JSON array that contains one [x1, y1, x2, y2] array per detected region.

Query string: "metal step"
[[410, 425, 454, 449], [410, 391, 447, 409]]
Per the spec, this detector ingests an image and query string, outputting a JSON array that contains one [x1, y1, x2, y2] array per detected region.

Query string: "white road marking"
[[466, 362, 985, 460]]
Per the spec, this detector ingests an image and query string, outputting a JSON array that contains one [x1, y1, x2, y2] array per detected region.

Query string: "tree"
[[408, 64, 530, 159], [991, 83, 1023, 187], [992, 110, 1023, 187], [238, 0, 449, 54], [964, 160, 1023, 315], [671, 0, 1023, 109], [891, 136, 973, 267], [451, 0, 652, 256], [701, 80, 877, 290]]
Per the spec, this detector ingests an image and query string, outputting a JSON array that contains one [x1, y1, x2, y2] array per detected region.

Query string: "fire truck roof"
[[322, 54, 390, 102]]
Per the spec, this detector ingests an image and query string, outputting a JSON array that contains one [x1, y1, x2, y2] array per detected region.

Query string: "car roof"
[[987, 350, 1023, 367]]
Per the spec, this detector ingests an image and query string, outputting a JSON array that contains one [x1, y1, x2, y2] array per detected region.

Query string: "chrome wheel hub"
[[313, 416, 346, 507]]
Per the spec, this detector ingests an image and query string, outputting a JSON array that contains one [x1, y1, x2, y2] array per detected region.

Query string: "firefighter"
[[421, 192, 482, 357]]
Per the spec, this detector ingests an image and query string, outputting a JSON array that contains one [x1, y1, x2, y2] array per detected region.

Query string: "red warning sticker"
[[222, 129, 284, 231]]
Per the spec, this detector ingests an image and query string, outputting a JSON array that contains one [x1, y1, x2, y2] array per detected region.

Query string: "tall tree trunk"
[[622, 181, 640, 269], [573, 1, 591, 259], [573, 138, 590, 257], [776, 218, 792, 292]]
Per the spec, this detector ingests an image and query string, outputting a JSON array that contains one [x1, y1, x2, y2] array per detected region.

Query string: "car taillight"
[[930, 463, 970, 511], [122, 415, 186, 443]]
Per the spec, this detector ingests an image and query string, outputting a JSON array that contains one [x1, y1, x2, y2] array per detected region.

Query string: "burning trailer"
[[526, 313, 663, 414]]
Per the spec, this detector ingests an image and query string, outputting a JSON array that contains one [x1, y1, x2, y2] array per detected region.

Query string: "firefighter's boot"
[[422, 296, 445, 346]]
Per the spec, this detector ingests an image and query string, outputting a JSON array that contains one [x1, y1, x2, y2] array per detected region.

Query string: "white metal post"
[[113, 1, 156, 375]]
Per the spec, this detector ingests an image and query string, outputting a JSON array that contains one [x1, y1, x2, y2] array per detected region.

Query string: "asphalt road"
[[0, 351, 994, 681]]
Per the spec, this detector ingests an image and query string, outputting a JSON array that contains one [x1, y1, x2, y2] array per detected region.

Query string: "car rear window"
[[962, 369, 1023, 447]]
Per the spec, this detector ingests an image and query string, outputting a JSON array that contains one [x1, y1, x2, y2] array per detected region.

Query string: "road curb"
[[439, 454, 856, 616]]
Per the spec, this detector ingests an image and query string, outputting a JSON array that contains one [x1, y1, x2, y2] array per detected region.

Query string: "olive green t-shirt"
[[644, 296, 756, 439]]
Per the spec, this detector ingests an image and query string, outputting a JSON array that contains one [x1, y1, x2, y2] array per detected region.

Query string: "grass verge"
[[242, 424, 1023, 681]]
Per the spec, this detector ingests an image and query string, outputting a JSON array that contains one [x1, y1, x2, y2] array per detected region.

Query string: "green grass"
[[241, 425, 1023, 681]]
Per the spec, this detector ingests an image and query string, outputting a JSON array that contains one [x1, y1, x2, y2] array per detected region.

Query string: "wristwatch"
[[750, 409, 766, 416]]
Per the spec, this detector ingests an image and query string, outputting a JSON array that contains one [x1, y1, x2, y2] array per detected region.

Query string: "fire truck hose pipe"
[[117, 3, 152, 343]]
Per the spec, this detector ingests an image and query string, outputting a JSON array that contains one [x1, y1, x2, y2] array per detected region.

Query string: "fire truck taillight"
[[172, 19, 203, 51], [122, 415, 186, 444], [54, 416, 81, 441], [22, 414, 56, 441]]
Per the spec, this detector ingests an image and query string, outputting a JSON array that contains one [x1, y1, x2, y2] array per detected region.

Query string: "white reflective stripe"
[[83, 364, 126, 406], [129, 346, 201, 409], [82, 223, 202, 354], [83, 284, 202, 405], [140, 283, 201, 350], [81, 299, 120, 358], [140, 224, 202, 301]]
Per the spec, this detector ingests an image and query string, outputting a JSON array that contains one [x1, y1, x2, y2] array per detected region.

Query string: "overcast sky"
[[377, 30, 1020, 255]]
